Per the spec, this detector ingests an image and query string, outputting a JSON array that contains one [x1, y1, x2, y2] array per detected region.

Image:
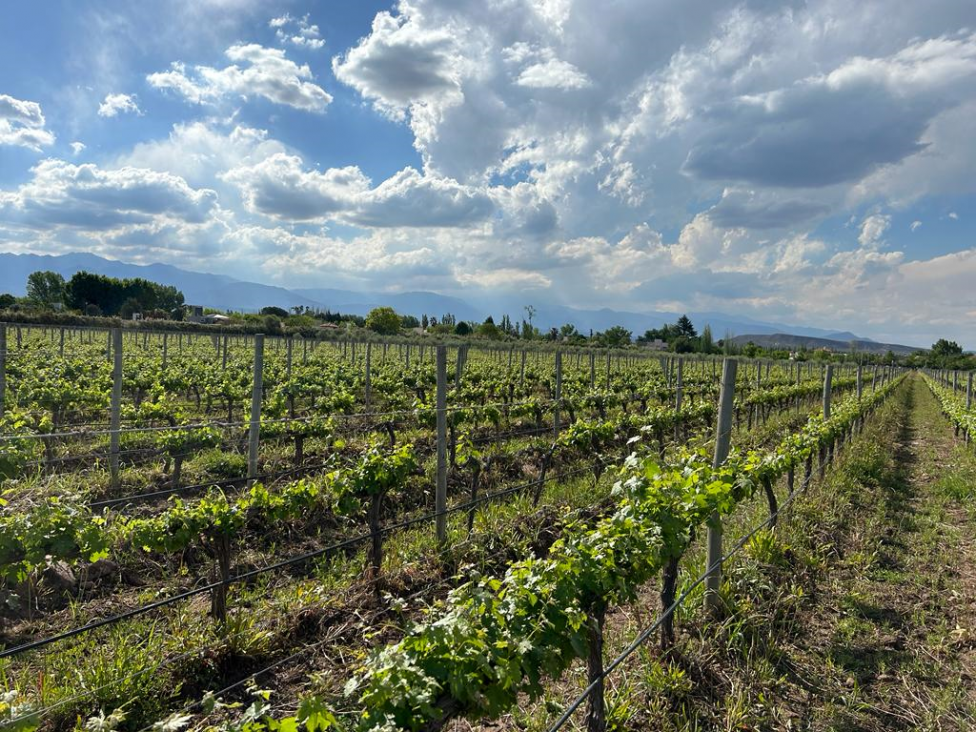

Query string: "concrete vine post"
[[705, 358, 736, 614]]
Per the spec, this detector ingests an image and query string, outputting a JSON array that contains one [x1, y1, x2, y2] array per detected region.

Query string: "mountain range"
[[0, 251, 919, 350]]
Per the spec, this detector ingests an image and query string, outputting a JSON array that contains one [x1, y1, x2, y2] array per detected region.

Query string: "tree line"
[[6, 270, 184, 318]]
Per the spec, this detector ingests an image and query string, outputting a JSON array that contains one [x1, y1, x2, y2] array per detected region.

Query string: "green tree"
[[455, 321, 473, 336], [596, 325, 632, 347], [26, 271, 67, 308], [365, 306, 402, 335], [261, 306, 289, 318], [699, 324, 714, 354], [477, 317, 502, 339], [401, 314, 420, 329], [931, 338, 963, 359], [675, 314, 697, 339]]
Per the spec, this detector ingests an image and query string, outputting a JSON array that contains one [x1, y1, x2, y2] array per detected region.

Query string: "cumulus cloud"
[[684, 32, 976, 187], [222, 153, 369, 221], [270, 13, 325, 50], [331, 10, 462, 118], [516, 58, 591, 89], [0, 94, 55, 150], [121, 121, 286, 187], [148, 44, 332, 111], [98, 93, 141, 117], [350, 168, 494, 227], [0, 159, 218, 230], [70, 141, 86, 156], [858, 214, 891, 248], [223, 152, 494, 227]]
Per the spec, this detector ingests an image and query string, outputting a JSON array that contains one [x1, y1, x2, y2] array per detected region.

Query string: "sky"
[[1, 0, 976, 346]]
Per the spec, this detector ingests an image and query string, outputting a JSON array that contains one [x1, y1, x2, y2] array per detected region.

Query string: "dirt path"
[[793, 376, 976, 731]]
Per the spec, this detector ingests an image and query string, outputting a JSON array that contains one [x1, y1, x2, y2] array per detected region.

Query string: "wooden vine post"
[[554, 350, 562, 436], [435, 345, 448, 544], [821, 364, 833, 477], [674, 357, 684, 441], [109, 328, 123, 490], [247, 334, 264, 485], [705, 358, 736, 613], [365, 342, 372, 409], [0, 324, 5, 417]]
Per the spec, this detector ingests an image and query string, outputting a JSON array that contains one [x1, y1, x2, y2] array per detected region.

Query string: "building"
[[642, 339, 669, 351]]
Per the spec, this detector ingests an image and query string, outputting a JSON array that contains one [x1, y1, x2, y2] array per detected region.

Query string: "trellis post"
[[109, 328, 123, 490], [705, 358, 736, 613], [436, 346, 448, 543], [247, 334, 264, 485]]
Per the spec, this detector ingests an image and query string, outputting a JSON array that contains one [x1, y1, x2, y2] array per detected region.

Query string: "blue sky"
[[1, 0, 976, 346]]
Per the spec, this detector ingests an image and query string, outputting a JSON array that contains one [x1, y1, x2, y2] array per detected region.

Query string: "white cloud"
[[455, 267, 552, 289], [0, 159, 218, 230], [98, 93, 141, 118], [949, 211, 960, 220], [148, 44, 332, 111], [910, 220, 922, 232], [121, 121, 286, 187], [223, 152, 494, 227], [331, 10, 463, 119], [351, 168, 494, 228], [516, 58, 591, 89], [222, 153, 370, 221], [70, 141, 86, 156], [271, 13, 325, 50], [0, 94, 55, 150], [858, 214, 891, 248]]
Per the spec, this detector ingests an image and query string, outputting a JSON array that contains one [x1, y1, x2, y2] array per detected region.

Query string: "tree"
[[261, 306, 289, 318], [365, 307, 402, 335], [26, 271, 67, 308], [421, 314, 429, 329], [401, 314, 420, 329], [477, 317, 502, 339], [65, 271, 183, 316], [455, 321, 472, 336], [931, 338, 963, 359], [596, 325, 632, 347], [699, 324, 714, 354], [0, 293, 16, 309], [524, 305, 536, 329], [119, 297, 143, 319], [675, 314, 697, 339]]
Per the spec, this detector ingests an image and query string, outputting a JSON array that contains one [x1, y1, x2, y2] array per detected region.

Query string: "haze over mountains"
[[0, 252, 922, 352]]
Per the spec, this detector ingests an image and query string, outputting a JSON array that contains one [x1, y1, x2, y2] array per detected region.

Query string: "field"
[[0, 323, 948, 732]]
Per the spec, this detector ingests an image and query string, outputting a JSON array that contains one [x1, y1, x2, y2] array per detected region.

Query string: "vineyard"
[[3, 323, 972, 731]]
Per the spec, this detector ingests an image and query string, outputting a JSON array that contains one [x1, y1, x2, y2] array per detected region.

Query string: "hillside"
[[729, 332, 920, 356]]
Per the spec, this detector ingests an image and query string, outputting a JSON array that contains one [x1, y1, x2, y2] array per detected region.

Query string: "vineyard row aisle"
[[466, 375, 976, 732]]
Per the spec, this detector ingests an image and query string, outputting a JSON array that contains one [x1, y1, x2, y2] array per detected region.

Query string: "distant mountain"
[[824, 331, 874, 342], [729, 333, 920, 356], [0, 251, 883, 344], [0, 252, 322, 312]]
